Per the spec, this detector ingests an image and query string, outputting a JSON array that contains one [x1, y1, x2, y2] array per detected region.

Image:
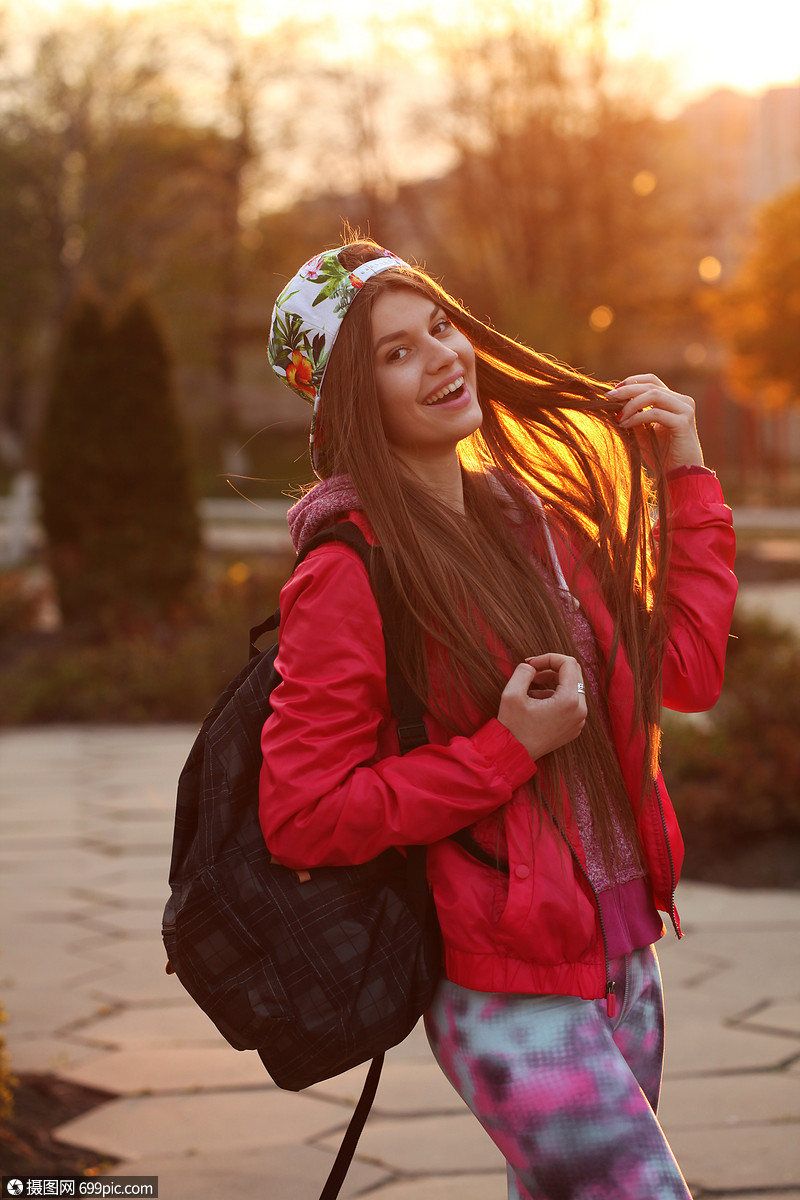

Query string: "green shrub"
[[0, 1003, 17, 1121], [38, 288, 200, 635], [0, 554, 291, 725], [663, 609, 800, 865], [0, 571, 41, 635]]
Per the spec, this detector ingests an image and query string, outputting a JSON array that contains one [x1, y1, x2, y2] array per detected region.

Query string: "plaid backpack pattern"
[[162, 522, 441, 1093]]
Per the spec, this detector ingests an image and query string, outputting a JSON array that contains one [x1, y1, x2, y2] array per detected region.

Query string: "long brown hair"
[[315, 239, 670, 868]]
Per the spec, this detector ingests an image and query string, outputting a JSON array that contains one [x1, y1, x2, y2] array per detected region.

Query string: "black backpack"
[[162, 522, 443, 1199]]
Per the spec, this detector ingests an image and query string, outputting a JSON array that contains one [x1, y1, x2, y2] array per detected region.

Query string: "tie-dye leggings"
[[424, 945, 692, 1199]]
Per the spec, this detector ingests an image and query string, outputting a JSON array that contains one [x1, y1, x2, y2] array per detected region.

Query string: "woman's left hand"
[[608, 374, 704, 470]]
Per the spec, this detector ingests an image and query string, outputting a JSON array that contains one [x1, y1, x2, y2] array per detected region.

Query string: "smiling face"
[[371, 287, 481, 476]]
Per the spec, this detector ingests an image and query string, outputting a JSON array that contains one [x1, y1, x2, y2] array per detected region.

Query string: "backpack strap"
[[249, 521, 429, 746], [249, 521, 434, 1200], [248, 608, 280, 658]]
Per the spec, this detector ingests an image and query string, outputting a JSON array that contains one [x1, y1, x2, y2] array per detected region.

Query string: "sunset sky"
[[12, 0, 800, 109]]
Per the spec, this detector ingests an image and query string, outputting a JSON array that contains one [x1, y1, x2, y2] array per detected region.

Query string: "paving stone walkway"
[[1, 726, 798, 1199]]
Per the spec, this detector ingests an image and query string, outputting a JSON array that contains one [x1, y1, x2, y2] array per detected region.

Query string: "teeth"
[[424, 376, 465, 405]]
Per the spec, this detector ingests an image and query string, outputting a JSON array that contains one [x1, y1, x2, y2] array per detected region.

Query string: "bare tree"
[[3, 14, 180, 311], [396, 2, 707, 376], [168, 1, 311, 470]]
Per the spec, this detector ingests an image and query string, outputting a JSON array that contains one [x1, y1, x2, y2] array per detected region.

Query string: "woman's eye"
[[432, 318, 450, 336], [387, 346, 408, 363]]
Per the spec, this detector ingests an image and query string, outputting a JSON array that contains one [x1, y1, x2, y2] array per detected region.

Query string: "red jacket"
[[259, 472, 737, 999]]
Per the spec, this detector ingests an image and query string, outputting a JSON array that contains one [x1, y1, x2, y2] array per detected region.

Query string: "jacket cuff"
[[471, 718, 537, 789], [667, 467, 727, 508], [667, 464, 716, 481]]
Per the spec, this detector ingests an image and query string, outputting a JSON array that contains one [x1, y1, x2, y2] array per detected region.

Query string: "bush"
[[663, 609, 800, 883], [38, 288, 200, 635], [0, 555, 291, 725], [0, 1003, 17, 1122], [0, 571, 41, 635]]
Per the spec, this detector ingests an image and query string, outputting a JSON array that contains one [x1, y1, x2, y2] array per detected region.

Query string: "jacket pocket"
[[491, 809, 599, 965]]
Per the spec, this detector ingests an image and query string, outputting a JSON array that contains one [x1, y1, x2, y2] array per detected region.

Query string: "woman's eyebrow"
[[374, 306, 445, 352], [374, 328, 408, 352]]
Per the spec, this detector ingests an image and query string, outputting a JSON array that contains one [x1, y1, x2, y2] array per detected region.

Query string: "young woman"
[[260, 239, 737, 1199]]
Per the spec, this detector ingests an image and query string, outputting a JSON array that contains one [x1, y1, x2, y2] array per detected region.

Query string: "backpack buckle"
[[396, 719, 429, 755]]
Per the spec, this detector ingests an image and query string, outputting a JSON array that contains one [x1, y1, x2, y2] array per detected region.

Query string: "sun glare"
[[14, 0, 799, 100]]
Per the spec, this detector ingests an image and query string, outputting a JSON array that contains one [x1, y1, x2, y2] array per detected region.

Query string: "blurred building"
[[678, 84, 800, 265]]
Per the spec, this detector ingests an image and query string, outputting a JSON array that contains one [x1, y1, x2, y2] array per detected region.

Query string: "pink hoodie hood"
[[287, 476, 363, 554]]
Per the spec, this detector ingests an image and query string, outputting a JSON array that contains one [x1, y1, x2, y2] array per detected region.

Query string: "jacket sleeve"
[[660, 471, 738, 712], [258, 543, 535, 869]]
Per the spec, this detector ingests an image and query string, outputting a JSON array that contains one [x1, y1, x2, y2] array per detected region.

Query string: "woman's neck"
[[395, 450, 465, 514]]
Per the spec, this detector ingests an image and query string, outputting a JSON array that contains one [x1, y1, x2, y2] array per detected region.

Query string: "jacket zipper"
[[540, 800, 616, 1018], [654, 777, 681, 938], [573, 849, 616, 1018], [542, 778, 681, 1013]]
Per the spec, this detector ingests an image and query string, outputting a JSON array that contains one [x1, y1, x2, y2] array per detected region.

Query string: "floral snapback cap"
[[267, 245, 409, 468]]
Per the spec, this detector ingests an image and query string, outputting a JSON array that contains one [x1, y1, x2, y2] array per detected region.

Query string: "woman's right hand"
[[497, 653, 587, 762]]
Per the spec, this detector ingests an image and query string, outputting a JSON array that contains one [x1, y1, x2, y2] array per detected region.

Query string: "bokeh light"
[[684, 342, 708, 366], [589, 306, 614, 332], [699, 256, 722, 282], [632, 171, 657, 196], [227, 562, 251, 585]]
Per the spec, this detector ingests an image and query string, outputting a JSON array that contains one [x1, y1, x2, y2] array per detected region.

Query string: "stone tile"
[[91, 959, 185, 1006], [689, 929, 799, 993], [64, 930, 181, 1005], [713, 1194, 800, 1200], [81, 909, 163, 937], [663, 999, 795, 1075], [1, 930, 97, 985], [737, 1000, 800, 1039], [102, 1144, 389, 1199], [55, 1088, 344, 1160], [372, 1176, 508, 1200], [64, 886, 130, 910], [385, 1018, 434, 1062], [2, 988, 103, 1046], [69, 884, 166, 911], [672, 1122, 800, 1191], [5, 1036, 99, 1074], [0, 822, 83, 848], [662, 954, 799, 1027], [8, 851, 120, 890], [309, 1059, 467, 1115], [656, 939, 728, 991], [659, 1071, 800, 1130], [94, 877, 170, 905], [5, 726, 800, 1197], [61, 1047, 271, 1094], [72, 1002, 226, 1050], [77, 835, 171, 860], [673, 879, 800, 929], [319, 1114, 505, 1175]]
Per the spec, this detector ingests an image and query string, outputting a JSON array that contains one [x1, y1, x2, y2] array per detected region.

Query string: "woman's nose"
[[426, 337, 458, 373]]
